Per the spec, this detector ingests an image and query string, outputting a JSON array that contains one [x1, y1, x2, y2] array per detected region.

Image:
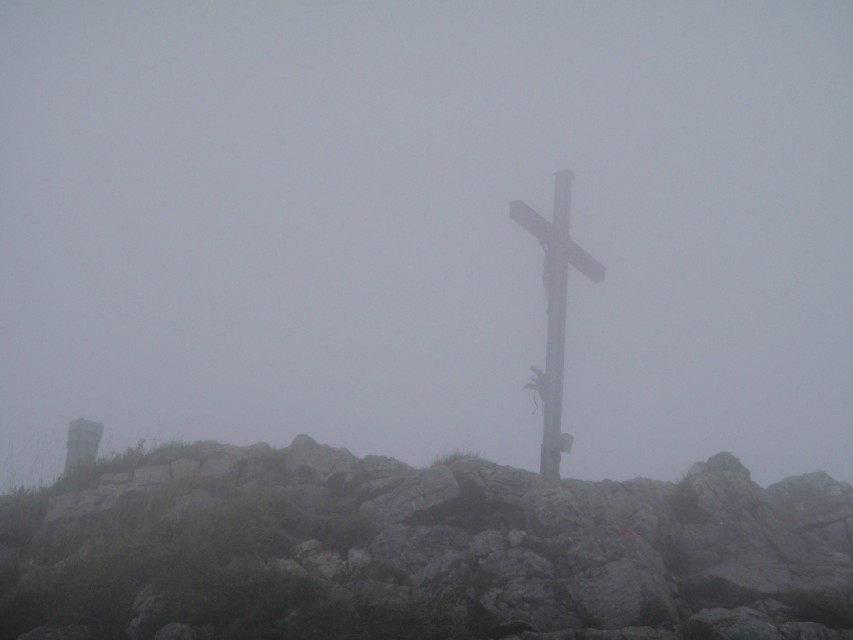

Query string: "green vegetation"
[[0, 486, 50, 547]]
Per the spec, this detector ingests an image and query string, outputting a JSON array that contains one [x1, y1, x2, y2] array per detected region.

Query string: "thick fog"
[[2, 3, 852, 490]]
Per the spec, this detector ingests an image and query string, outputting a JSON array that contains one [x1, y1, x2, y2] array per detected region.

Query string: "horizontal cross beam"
[[510, 200, 605, 283]]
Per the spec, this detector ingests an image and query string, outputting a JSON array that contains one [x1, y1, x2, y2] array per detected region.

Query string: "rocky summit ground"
[[1, 435, 852, 640]]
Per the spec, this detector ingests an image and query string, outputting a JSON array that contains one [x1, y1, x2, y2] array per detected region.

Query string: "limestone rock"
[[332, 454, 412, 507], [767, 471, 853, 558], [285, 434, 357, 482], [132, 464, 172, 486], [152, 623, 212, 640], [197, 455, 238, 480], [39, 483, 146, 531], [127, 586, 167, 640], [473, 530, 578, 631], [369, 523, 472, 602], [479, 619, 537, 639], [687, 605, 784, 640], [360, 464, 461, 527], [554, 527, 678, 629], [449, 457, 540, 509], [169, 458, 200, 483], [682, 452, 773, 523], [300, 548, 344, 580], [564, 477, 676, 545], [523, 485, 593, 536], [687, 605, 853, 640], [667, 454, 853, 620], [17, 627, 92, 640]]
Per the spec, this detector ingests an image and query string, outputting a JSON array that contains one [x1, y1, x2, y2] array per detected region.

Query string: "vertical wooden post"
[[540, 170, 572, 478], [510, 170, 604, 479]]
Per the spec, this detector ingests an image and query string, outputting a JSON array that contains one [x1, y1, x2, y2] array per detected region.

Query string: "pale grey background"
[[2, 2, 851, 490]]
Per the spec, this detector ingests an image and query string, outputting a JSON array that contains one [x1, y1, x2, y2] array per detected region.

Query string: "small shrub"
[[159, 493, 295, 563], [144, 440, 208, 465], [160, 565, 328, 634], [55, 439, 205, 494], [0, 527, 158, 640], [669, 475, 703, 524], [0, 487, 50, 546]]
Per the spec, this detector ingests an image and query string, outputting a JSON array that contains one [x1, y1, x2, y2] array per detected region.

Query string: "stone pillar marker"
[[64, 418, 104, 474], [510, 170, 605, 479]]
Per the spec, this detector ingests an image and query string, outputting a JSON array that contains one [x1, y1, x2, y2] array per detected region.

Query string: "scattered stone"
[[508, 529, 527, 547]]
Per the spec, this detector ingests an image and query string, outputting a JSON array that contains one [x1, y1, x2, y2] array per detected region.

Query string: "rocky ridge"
[[2, 435, 852, 640]]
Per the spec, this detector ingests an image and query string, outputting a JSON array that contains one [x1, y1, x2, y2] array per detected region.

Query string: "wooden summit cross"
[[511, 170, 605, 479]]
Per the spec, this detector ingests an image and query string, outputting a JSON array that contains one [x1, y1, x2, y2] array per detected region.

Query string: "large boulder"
[[548, 527, 678, 630], [472, 529, 580, 631], [359, 464, 461, 527], [679, 452, 773, 523], [686, 604, 853, 640], [564, 478, 677, 545], [38, 483, 148, 533], [767, 471, 853, 558], [667, 454, 853, 622], [332, 454, 413, 509], [522, 485, 593, 537], [448, 457, 540, 509]]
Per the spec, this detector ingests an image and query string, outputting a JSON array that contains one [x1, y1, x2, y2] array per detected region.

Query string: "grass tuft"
[[429, 450, 482, 468]]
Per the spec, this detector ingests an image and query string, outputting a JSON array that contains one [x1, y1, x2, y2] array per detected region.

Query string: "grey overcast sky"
[[2, 2, 852, 490]]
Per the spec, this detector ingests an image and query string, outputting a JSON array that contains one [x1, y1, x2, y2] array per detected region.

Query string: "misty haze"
[[2, 3, 852, 491]]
